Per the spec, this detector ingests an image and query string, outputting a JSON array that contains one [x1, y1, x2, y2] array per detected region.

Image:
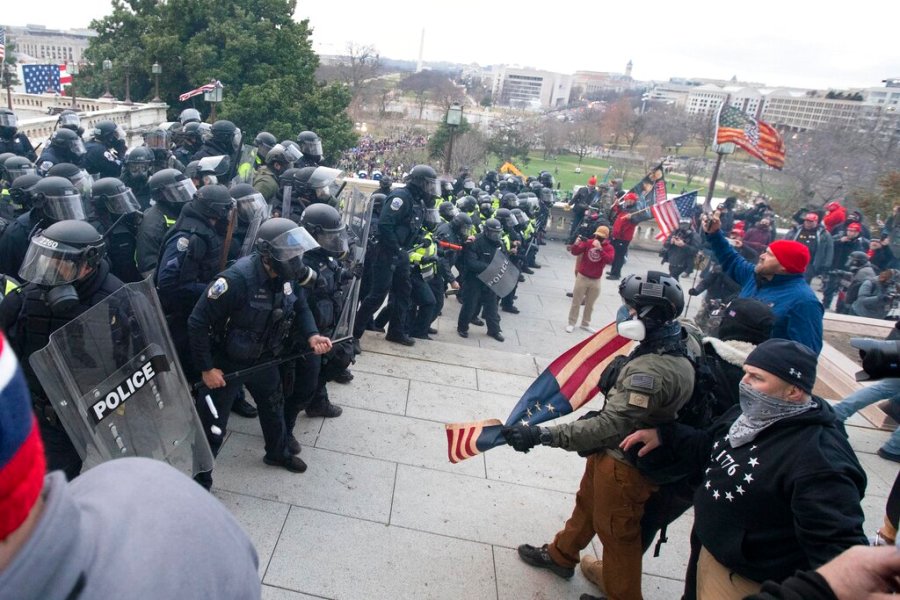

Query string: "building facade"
[[3, 24, 94, 65], [492, 66, 573, 109]]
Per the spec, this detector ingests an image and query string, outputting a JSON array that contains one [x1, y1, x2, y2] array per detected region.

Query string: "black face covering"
[[45, 284, 80, 314]]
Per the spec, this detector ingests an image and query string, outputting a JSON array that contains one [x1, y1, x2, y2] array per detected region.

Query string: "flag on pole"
[[58, 64, 71, 95], [650, 191, 698, 240], [445, 323, 634, 463], [22, 64, 60, 94], [179, 80, 222, 102], [0, 28, 6, 63], [716, 105, 786, 170]]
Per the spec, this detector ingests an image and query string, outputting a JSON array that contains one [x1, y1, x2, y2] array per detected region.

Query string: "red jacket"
[[570, 238, 615, 278], [824, 206, 846, 233], [612, 203, 638, 241]]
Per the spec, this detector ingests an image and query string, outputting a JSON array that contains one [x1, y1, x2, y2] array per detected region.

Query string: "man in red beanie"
[[703, 214, 824, 353], [607, 191, 643, 280]]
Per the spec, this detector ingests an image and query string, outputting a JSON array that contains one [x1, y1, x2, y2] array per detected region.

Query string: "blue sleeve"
[[707, 229, 754, 286], [293, 288, 320, 341], [786, 300, 824, 354]]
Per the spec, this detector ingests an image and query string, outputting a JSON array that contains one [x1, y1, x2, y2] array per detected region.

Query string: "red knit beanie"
[[768, 240, 810, 274]]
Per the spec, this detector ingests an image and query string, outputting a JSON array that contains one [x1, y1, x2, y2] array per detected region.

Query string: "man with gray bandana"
[[621, 338, 867, 600]]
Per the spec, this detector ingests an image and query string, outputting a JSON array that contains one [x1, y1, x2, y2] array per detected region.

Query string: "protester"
[[787, 213, 833, 284], [566, 225, 614, 333], [607, 192, 641, 280], [850, 268, 899, 319]]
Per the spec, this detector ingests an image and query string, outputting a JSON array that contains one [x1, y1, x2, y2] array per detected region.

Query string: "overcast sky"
[[4, 1, 898, 90]]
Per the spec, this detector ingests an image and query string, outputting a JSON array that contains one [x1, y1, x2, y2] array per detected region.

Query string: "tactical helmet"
[[0, 153, 16, 170], [370, 192, 386, 215], [184, 160, 200, 181], [209, 120, 241, 152], [846, 250, 870, 270], [149, 168, 196, 205], [49, 128, 87, 157], [56, 110, 82, 133], [283, 166, 342, 202], [178, 108, 202, 126], [483, 218, 502, 243], [405, 164, 440, 199], [438, 201, 459, 222], [619, 271, 684, 323], [266, 143, 301, 168], [0, 109, 17, 137], [46, 163, 92, 201], [511, 208, 528, 226], [3, 156, 35, 181], [92, 177, 141, 215], [19, 220, 105, 286], [190, 184, 234, 221], [90, 120, 125, 145], [299, 203, 348, 257], [229, 183, 268, 225], [456, 195, 477, 213], [450, 212, 472, 237], [500, 193, 519, 211], [494, 208, 516, 229], [296, 130, 323, 158], [8, 174, 43, 211], [124, 146, 154, 179], [254, 132, 277, 159], [538, 171, 554, 188], [255, 217, 319, 283], [143, 127, 171, 151], [479, 199, 494, 218], [378, 176, 393, 192], [181, 122, 204, 145]]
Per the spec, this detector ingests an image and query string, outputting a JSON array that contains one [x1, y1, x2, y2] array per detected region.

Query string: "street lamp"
[[445, 102, 463, 174], [203, 80, 223, 122], [3, 64, 13, 110], [123, 62, 133, 105], [101, 59, 113, 99], [69, 62, 79, 108], [151, 62, 162, 103]]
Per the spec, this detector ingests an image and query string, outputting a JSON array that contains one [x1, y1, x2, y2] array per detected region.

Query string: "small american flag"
[[179, 80, 222, 102], [651, 192, 698, 241], [0, 28, 6, 63], [22, 64, 60, 94]]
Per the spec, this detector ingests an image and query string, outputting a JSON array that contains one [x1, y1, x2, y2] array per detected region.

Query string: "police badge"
[[207, 277, 228, 299]]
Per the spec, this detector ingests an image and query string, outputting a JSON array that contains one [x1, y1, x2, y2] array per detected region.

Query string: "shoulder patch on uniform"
[[207, 278, 228, 299], [629, 373, 656, 390], [390, 197, 403, 211], [628, 392, 650, 408], [176, 236, 190, 252], [283, 281, 293, 296]]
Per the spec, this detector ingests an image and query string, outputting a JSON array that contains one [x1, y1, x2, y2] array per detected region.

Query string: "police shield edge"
[[478, 247, 521, 298], [333, 185, 374, 338], [233, 144, 257, 185], [29, 277, 214, 477]]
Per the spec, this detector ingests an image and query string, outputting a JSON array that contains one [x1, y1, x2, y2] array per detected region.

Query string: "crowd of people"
[[336, 133, 428, 181], [1, 105, 900, 600]]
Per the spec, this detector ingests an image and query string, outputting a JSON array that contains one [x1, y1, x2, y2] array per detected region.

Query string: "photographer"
[[663, 219, 700, 279], [851, 268, 900, 319]]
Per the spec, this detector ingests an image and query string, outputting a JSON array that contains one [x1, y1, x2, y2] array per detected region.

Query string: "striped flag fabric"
[[445, 322, 634, 463], [58, 64, 72, 87], [716, 105, 786, 170], [0, 28, 6, 63], [651, 191, 699, 240], [179, 80, 222, 102]]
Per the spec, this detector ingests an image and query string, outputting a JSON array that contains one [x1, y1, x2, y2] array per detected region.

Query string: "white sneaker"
[[580, 325, 597, 333], [565, 325, 574, 333]]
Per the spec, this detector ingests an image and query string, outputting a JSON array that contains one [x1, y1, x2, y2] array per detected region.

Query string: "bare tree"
[[337, 43, 381, 94], [540, 118, 566, 159], [567, 117, 603, 164], [682, 158, 706, 187], [449, 130, 488, 175], [690, 111, 718, 155]]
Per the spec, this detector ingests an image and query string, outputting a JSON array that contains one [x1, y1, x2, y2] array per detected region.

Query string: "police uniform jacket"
[[460, 234, 503, 285], [302, 249, 344, 335], [83, 141, 123, 178], [378, 188, 425, 254], [136, 203, 181, 276], [548, 351, 694, 464], [0, 132, 37, 161], [94, 215, 142, 283], [0, 209, 42, 278], [35, 146, 80, 176], [187, 254, 318, 371]]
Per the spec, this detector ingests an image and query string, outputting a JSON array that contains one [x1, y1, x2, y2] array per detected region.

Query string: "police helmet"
[[179, 108, 202, 126], [46, 163, 92, 201], [229, 183, 269, 225], [8, 174, 43, 211], [49, 128, 87, 158], [0, 153, 16, 171], [19, 220, 105, 286], [378, 176, 393, 192], [254, 132, 277, 158], [90, 120, 125, 145], [184, 160, 200, 181], [3, 156, 35, 181], [846, 250, 870, 270], [500, 193, 519, 210], [456, 195, 477, 213], [181, 122, 204, 145], [255, 217, 319, 283], [370, 193, 387, 215], [209, 120, 241, 152], [190, 184, 235, 221], [149, 168, 196, 205], [438, 201, 459, 222], [124, 146, 154, 179], [296, 131, 323, 158], [92, 177, 141, 215], [0, 109, 17, 136], [483, 218, 502, 243], [619, 271, 684, 323], [143, 127, 170, 151], [56, 110, 82, 133], [479, 199, 494, 218], [405, 164, 440, 199], [451, 212, 472, 237], [539, 171, 554, 188], [283, 166, 342, 202], [266, 143, 301, 169], [494, 208, 517, 229], [299, 203, 348, 257], [511, 208, 528, 226]]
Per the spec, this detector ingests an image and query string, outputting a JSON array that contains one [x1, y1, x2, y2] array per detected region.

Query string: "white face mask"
[[616, 318, 646, 341]]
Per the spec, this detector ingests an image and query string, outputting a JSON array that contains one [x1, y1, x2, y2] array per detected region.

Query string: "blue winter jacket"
[[707, 229, 824, 354]]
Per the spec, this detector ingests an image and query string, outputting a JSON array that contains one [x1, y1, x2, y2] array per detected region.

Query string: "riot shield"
[[233, 144, 258, 185], [333, 186, 374, 339], [29, 277, 214, 477], [477, 248, 521, 298]]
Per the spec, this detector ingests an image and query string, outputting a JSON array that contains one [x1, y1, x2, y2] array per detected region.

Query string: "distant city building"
[[3, 24, 95, 64], [492, 66, 572, 109], [573, 61, 636, 97]]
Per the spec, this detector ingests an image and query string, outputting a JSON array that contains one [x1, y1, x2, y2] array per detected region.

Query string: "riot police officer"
[[0, 108, 37, 160], [286, 204, 351, 425], [136, 169, 196, 276], [55, 109, 84, 137], [376, 175, 393, 196], [278, 165, 343, 221], [193, 120, 241, 172], [2, 173, 41, 225], [121, 146, 154, 209], [91, 177, 143, 283], [143, 127, 185, 174], [156, 184, 234, 381], [83, 120, 126, 178], [296, 130, 323, 167], [457, 218, 505, 341], [353, 164, 438, 347], [435, 211, 472, 297], [0, 220, 124, 478], [179, 108, 202, 126], [189, 217, 329, 486], [174, 121, 204, 166], [0, 177, 86, 277], [36, 129, 86, 175], [254, 143, 301, 205]]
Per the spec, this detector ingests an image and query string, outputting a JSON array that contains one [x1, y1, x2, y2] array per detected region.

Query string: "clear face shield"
[[6, 164, 35, 180], [423, 177, 441, 200], [68, 137, 87, 158], [101, 188, 141, 215], [300, 139, 323, 157], [424, 208, 441, 228], [231, 128, 242, 153], [315, 224, 350, 257], [42, 191, 86, 222], [308, 166, 342, 201], [57, 112, 80, 130], [19, 236, 91, 286], [266, 226, 320, 280], [235, 192, 269, 224], [0, 112, 17, 128], [69, 169, 93, 200], [484, 226, 502, 243], [514, 211, 529, 226], [161, 179, 196, 205], [144, 130, 170, 151]]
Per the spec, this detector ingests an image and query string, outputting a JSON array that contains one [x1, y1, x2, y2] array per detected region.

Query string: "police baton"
[[218, 207, 237, 272]]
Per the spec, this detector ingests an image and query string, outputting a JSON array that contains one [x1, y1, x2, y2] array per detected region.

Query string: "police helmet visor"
[[484, 228, 502, 243], [42, 191, 86, 221], [101, 188, 140, 215], [268, 226, 320, 261], [112, 125, 126, 142], [280, 143, 303, 164], [230, 128, 242, 153], [514, 211, 529, 226], [441, 205, 460, 220], [161, 179, 196, 205], [6, 165, 35, 180], [126, 155, 152, 177], [0, 112, 17, 128], [235, 192, 269, 224], [144, 130, 169, 150], [67, 170, 93, 200], [500, 214, 517, 228], [299, 138, 323, 157], [66, 137, 87, 157], [424, 208, 441, 227], [19, 236, 94, 286], [198, 155, 229, 177], [315, 224, 350, 256], [307, 167, 342, 194], [57, 113, 80, 129]]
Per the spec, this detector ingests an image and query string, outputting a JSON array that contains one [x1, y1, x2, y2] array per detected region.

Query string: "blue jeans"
[[832, 378, 900, 454]]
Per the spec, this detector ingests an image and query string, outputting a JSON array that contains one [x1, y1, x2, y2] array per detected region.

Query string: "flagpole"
[[704, 98, 732, 212]]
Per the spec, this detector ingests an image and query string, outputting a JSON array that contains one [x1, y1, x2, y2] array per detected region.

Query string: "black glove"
[[688, 288, 699, 296], [501, 425, 542, 453], [420, 238, 432, 249]]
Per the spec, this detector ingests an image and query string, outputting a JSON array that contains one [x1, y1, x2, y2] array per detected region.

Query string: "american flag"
[[179, 80, 222, 102], [22, 64, 60, 94], [716, 105, 786, 170], [651, 191, 698, 241], [0, 28, 6, 63], [59, 64, 72, 88]]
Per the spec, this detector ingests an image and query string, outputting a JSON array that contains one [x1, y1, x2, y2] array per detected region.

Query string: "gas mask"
[[45, 284, 80, 314]]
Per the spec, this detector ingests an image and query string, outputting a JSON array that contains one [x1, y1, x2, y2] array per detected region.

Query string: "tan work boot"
[[580, 555, 606, 595]]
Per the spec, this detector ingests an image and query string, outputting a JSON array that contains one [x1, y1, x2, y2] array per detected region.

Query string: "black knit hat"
[[716, 298, 775, 345], [745, 339, 817, 394]]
